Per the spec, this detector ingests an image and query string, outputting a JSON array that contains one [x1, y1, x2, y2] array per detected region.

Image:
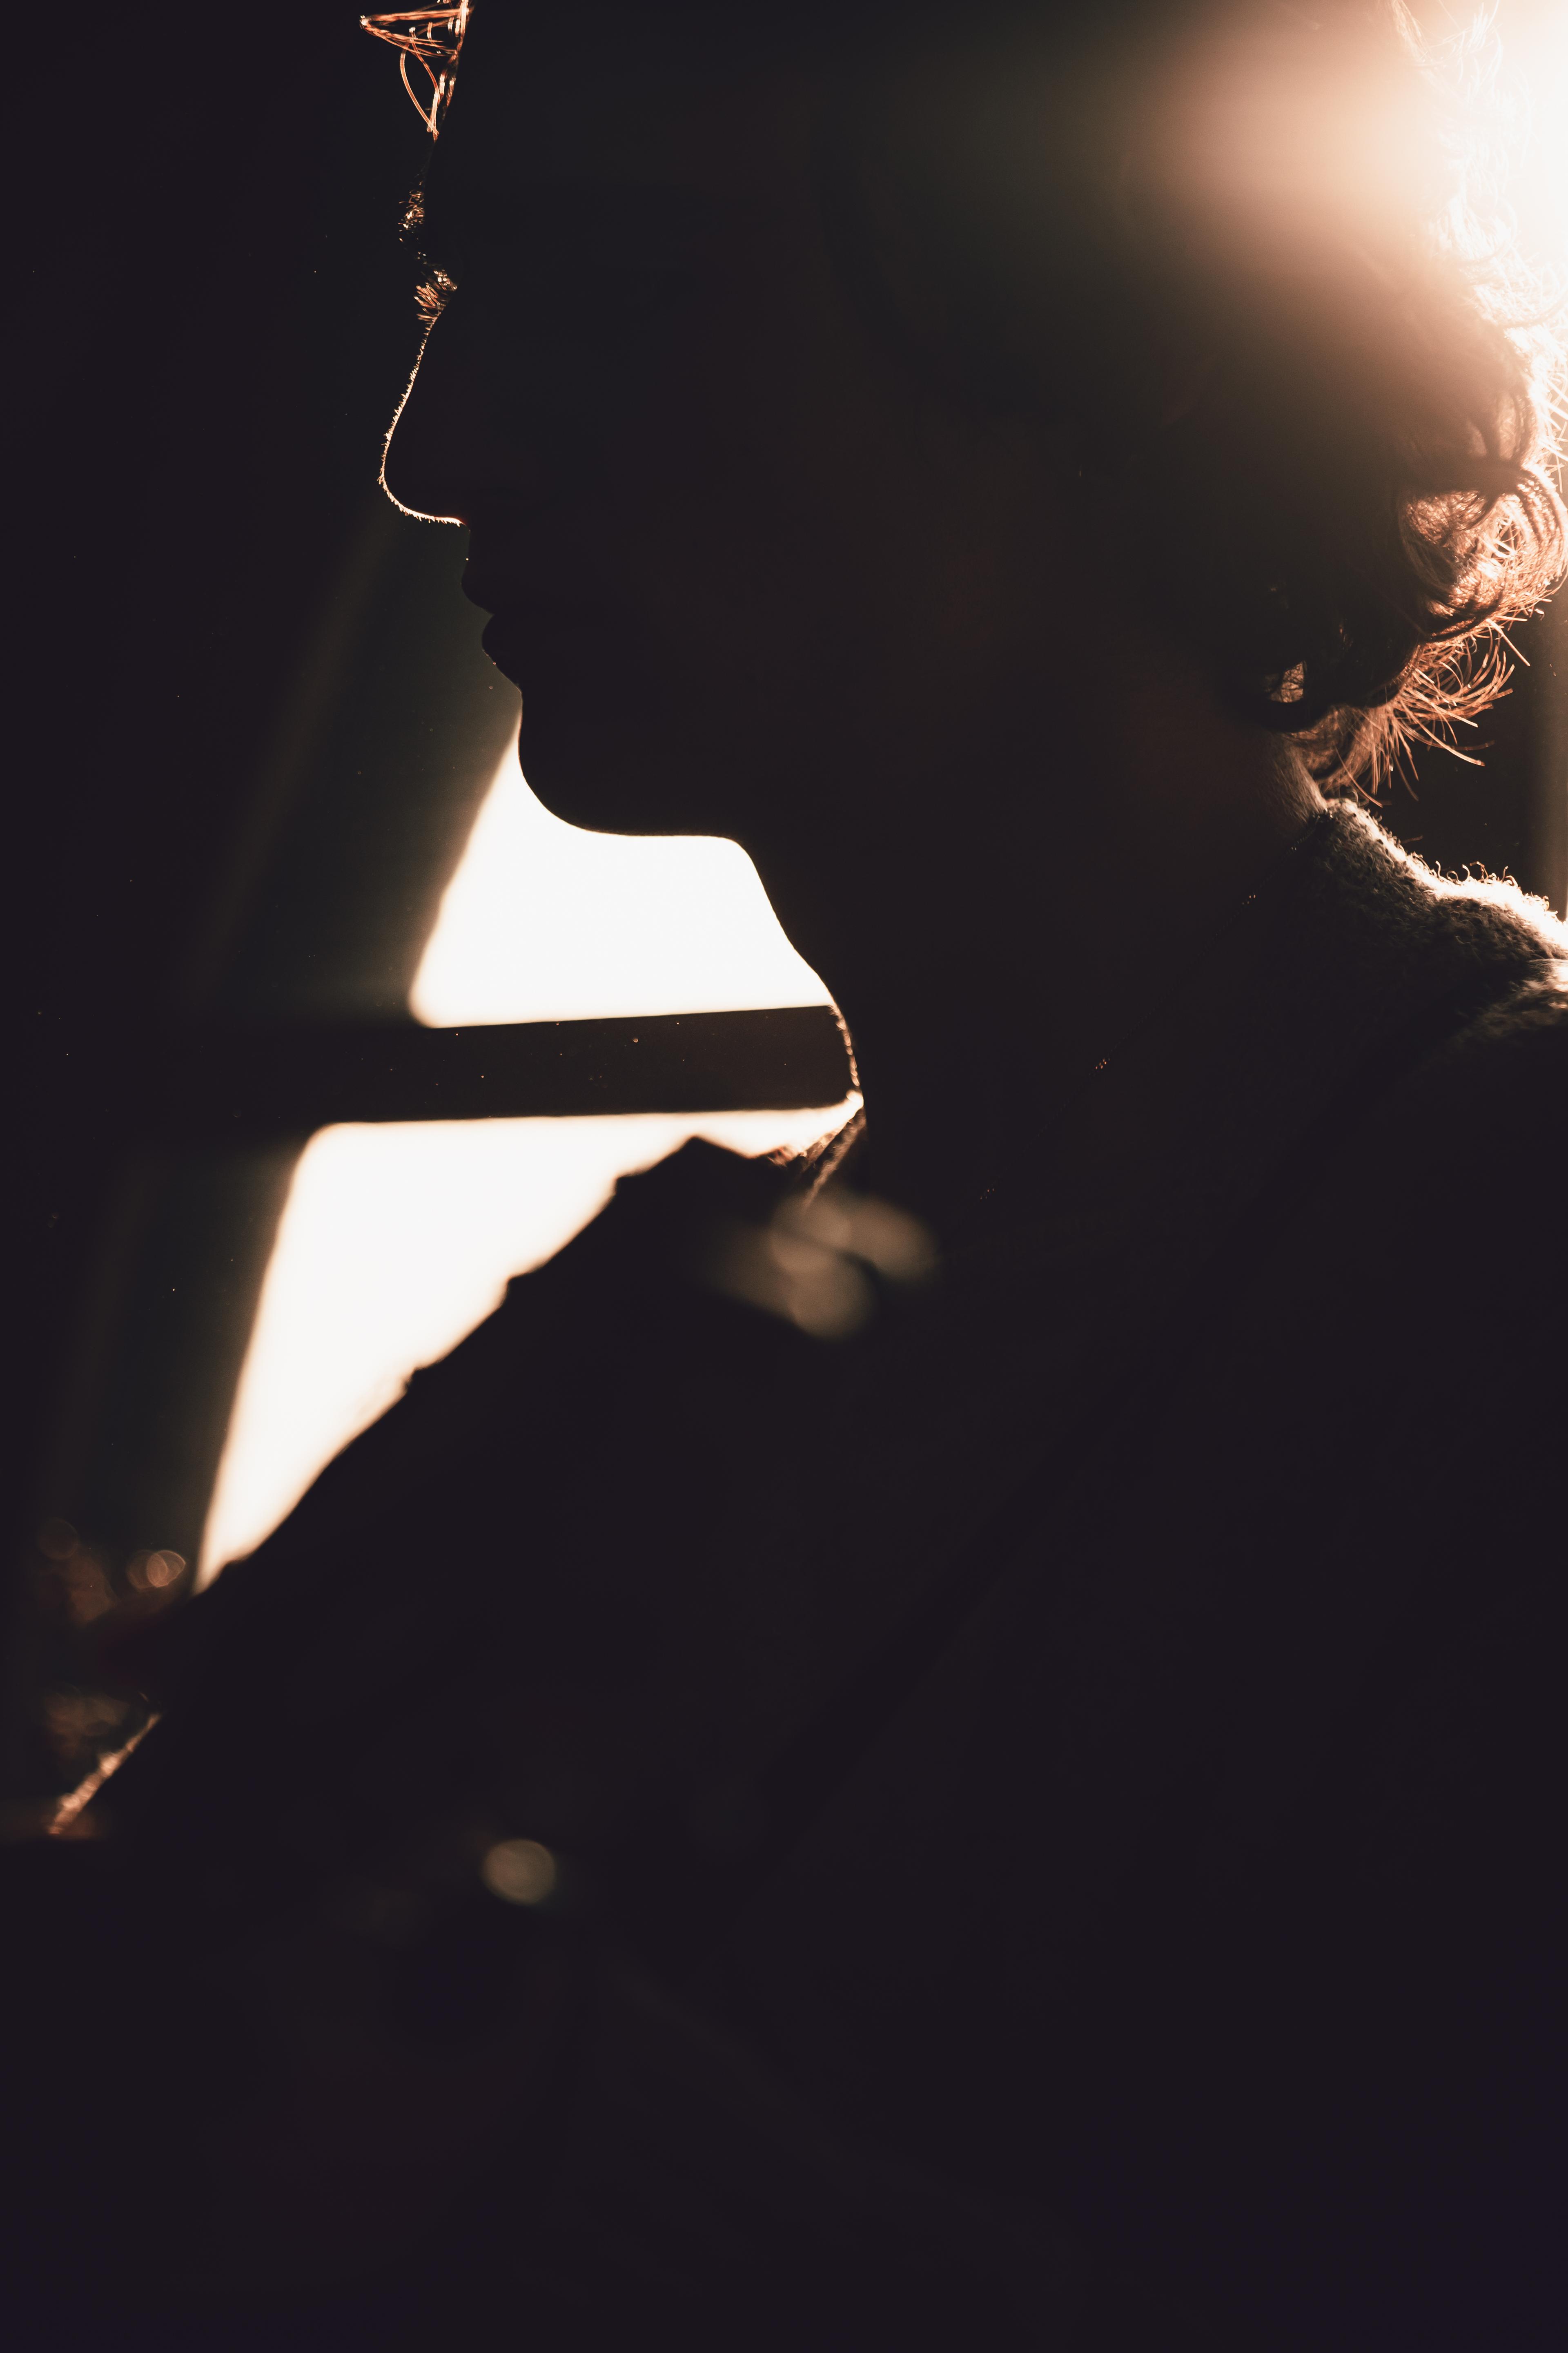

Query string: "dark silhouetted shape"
[[5, 5, 1566, 2349]]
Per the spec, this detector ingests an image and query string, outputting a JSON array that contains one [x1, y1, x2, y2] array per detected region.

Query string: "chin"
[[519, 711, 733, 841]]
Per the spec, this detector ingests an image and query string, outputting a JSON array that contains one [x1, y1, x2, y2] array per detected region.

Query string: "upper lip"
[[478, 604, 606, 645], [464, 564, 600, 631], [461, 562, 514, 616]]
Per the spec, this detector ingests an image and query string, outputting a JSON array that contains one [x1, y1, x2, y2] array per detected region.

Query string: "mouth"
[[468, 559, 606, 646], [480, 606, 614, 693], [461, 560, 514, 618]]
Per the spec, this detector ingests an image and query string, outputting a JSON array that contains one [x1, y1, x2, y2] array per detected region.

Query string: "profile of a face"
[[383, 0, 1553, 1014], [383, 7, 1092, 878]]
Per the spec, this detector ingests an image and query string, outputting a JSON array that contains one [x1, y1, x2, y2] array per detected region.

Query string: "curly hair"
[[826, 0, 1567, 786], [417, 1, 1562, 786]]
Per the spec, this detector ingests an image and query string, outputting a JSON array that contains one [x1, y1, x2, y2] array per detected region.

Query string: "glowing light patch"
[[198, 1104, 850, 1584], [481, 1838, 557, 1905], [411, 743, 829, 1026], [1510, 8, 1568, 272]]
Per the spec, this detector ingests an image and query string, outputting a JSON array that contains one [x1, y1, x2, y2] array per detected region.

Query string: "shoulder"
[[1374, 935, 1568, 1285], [1317, 800, 1568, 982], [1299, 803, 1568, 1278]]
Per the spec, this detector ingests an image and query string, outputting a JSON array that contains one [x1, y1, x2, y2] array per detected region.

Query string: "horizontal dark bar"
[[143, 1006, 854, 1142]]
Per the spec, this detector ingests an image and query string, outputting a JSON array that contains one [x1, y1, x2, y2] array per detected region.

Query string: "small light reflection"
[[777, 1190, 938, 1284], [126, 1548, 185, 1593], [47, 1713, 160, 1839], [710, 1186, 937, 1341], [480, 1838, 557, 1906]]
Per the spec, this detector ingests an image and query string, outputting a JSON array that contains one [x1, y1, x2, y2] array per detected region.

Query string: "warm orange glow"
[[708, 1186, 937, 1342], [481, 1838, 558, 1905], [1128, 1, 1568, 292], [1508, 5, 1568, 276]]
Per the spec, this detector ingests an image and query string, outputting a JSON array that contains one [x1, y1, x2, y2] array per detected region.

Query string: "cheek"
[[600, 316, 977, 737], [562, 251, 1054, 792]]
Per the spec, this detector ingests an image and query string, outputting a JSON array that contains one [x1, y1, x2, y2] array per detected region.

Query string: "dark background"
[[5, 4, 508, 1806], [5, 2, 1564, 1813]]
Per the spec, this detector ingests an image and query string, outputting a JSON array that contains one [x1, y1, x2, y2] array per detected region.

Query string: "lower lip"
[[482, 613, 620, 695], [484, 611, 603, 649]]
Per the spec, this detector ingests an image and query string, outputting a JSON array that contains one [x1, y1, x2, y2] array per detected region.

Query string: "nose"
[[383, 292, 579, 528], [382, 297, 499, 525], [381, 301, 470, 522]]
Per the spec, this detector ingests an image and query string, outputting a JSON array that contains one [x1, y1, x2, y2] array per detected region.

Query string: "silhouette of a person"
[[11, 5, 1567, 2345]]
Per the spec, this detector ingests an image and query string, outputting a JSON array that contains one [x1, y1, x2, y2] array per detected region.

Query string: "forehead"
[[419, 3, 821, 245]]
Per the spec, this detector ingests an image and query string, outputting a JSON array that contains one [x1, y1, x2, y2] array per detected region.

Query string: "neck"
[[764, 705, 1325, 1240]]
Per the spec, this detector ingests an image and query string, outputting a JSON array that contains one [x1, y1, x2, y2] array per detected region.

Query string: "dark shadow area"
[[9, 7, 431, 1797]]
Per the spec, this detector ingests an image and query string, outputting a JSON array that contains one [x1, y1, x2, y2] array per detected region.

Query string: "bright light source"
[[411, 743, 829, 1025], [1506, 4, 1568, 274]]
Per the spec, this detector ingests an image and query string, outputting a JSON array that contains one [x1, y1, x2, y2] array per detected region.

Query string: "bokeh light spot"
[[481, 1838, 558, 1906]]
